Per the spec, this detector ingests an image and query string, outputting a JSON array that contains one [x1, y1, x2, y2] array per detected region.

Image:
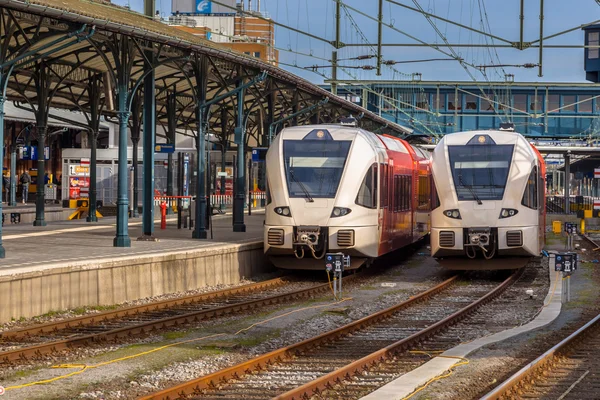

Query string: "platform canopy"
[[0, 0, 412, 145]]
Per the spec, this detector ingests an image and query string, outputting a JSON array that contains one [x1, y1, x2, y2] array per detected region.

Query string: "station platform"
[[0, 212, 267, 323]]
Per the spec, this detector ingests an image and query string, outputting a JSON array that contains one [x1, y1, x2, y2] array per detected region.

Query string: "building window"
[[589, 32, 599, 59], [464, 94, 477, 110], [416, 92, 430, 110], [563, 95, 576, 112], [579, 95, 593, 112], [514, 94, 527, 112], [448, 97, 461, 110], [548, 94, 560, 112], [433, 93, 445, 111], [254, 51, 261, 58], [529, 95, 542, 111], [495, 93, 510, 110], [398, 92, 413, 109], [481, 94, 494, 112]]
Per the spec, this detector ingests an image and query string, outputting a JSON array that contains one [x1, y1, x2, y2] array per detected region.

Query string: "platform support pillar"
[[33, 63, 49, 227], [166, 90, 176, 215], [192, 56, 208, 239], [87, 74, 103, 223], [564, 153, 570, 214], [233, 80, 246, 233], [9, 123, 17, 207], [0, 95, 5, 258], [140, 52, 156, 240], [130, 93, 142, 219]]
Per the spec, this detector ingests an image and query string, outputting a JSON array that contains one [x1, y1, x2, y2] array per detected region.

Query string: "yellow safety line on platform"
[[5, 297, 353, 392]]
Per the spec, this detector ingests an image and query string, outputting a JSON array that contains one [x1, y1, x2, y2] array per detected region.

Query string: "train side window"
[[356, 163, 378, 209], [418, 176, 429, 209], [394, 175, 400, 212], [521, 166, 538, 209], [431, 176, 440, 210], [381, 164, 388, 208], [406, 176, 412, 211], [266, 181, 272, 205]]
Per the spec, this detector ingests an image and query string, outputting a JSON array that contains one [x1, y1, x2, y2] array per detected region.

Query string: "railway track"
[[482, 311, 600, 400], [0, 276, 341, 364], [141, 269, 522, 400]]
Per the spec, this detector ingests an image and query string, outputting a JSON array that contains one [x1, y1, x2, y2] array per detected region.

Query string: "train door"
[[380, 162, 394, 254]]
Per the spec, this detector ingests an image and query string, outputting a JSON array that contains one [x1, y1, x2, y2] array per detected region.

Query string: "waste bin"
[[552, 220, 562, 234]]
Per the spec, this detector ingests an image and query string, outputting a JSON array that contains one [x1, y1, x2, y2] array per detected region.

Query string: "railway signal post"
[[325, 253, 350, 300], [550, 252, 578, 303]]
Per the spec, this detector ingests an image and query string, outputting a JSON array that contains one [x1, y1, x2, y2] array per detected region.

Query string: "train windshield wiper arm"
[[459, 175, 482, 205], [289, 169, 314, 202]]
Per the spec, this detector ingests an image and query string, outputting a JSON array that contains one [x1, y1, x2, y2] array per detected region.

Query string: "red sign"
[[69, 176, 90, 199], [595, 168, 600, 179]]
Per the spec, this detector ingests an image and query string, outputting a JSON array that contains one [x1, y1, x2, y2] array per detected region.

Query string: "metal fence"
[[546, 195, 596, 215]]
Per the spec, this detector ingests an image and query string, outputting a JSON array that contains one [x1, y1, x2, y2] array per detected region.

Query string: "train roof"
[[278, 124, 417, 155], [435, 130, 542, 163]]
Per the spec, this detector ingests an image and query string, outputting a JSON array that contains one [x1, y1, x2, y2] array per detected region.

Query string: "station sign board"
[[155, 143, 175, 153], [251, 148, 268, 162], [19, 146, 49, 160], [550, 252, 578, 273], [564, 222, 577, 234]]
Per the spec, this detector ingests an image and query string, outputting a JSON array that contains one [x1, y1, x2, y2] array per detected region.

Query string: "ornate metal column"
[[139, 47, 156, 240], [130, 93, 142, 218], [113, 35, 134, 247], [166, 90, 176, 214], [233, 79, 246, 233], [192, 56, 208, 239], [33, 61, 49, 226]]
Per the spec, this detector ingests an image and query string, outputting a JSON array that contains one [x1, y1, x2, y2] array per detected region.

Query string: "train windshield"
[[448, 144, 514, 201], [283, 140, 352, 199]]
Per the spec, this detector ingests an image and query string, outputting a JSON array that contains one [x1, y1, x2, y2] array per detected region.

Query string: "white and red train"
[[430, 130, 546, 269], [264, 124, 432, 270]]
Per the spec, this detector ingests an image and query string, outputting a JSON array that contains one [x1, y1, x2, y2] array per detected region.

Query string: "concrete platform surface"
[[0, 211, 264, 274], [0, 212, 267, 323], [361, 262, 562, 400]]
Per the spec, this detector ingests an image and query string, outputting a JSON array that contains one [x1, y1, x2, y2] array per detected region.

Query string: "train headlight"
[[275, 206, 292, 217], [443, 209, 461, 219], [331, 207, 352, 217], [499, 208, 519, 219]]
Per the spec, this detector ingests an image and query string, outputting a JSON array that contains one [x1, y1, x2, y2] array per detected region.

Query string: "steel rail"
[[139, 275, 460, 400], [481, 312, 600, 400], [275, 269, 522, 400], [0, 277, 289, 341], [0, 277, 342, 363]]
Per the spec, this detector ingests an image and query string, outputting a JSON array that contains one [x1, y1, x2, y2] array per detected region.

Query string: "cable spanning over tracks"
[[0, 276, 342, 364], [141, 269, 521, 400], [482, 312, 600, 400]]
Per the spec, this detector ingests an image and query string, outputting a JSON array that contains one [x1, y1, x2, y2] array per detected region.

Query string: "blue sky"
[[114, 0, 600, 84]]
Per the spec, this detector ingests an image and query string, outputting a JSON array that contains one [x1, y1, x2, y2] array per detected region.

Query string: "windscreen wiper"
[[459, 175, 482, 205], [289, 169, 314, 202]]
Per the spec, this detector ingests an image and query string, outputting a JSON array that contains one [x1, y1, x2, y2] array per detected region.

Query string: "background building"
[[168, 0, 278, 65]]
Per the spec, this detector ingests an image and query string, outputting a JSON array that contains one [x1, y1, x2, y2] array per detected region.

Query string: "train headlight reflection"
[[275, 206, 292, 217], [499, 208, 518, 219], [331, 207, 352, 217], [444, 209, 461, 219]]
